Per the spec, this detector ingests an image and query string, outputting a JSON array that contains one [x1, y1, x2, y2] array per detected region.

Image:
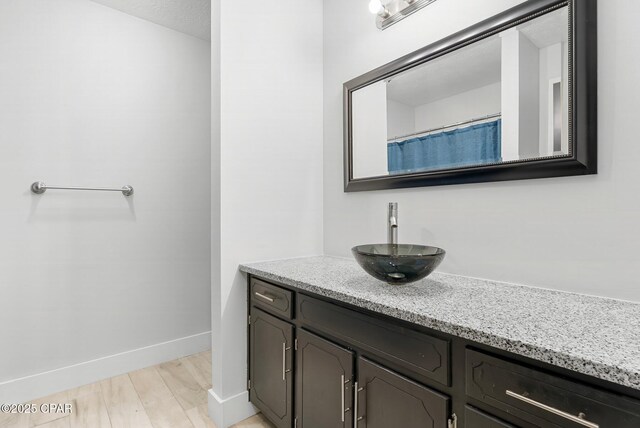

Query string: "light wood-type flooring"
[[0, 351, 273, 428]]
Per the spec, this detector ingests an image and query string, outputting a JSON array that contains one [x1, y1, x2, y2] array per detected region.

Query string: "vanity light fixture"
[[368, 0, 390, 18], [369, 0, 439, 30]]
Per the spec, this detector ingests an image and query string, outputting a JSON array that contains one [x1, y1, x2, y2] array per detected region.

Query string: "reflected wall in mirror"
[[344, 0, 596, 191]]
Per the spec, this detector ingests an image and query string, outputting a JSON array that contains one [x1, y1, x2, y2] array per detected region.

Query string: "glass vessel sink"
[[352, 244, 446, 285]]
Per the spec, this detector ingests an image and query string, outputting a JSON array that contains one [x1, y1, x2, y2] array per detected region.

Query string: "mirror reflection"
[[351, 6, 569, 179]]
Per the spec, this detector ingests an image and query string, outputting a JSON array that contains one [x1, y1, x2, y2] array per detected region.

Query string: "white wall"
[[501, 28, 521, 162], [413, 82, 501, 131], [353, 81, 389, 178], [539, 43, 562, 154], [387, 98, 415, 139], [518, 31, 541, 158], [501, 28, 540, 161], [324, 0, 640, 303], [210, 0, 324, 426], [0, 0, 211, 403], [539, 42, 569, 156]]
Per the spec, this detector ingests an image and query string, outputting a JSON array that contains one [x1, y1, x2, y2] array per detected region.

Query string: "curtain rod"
[[388, 112, 501, 142]]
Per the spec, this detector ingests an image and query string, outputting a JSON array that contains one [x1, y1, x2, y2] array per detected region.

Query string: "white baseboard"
[[208, 388, 258, 428], [0, 331, 211, 404]]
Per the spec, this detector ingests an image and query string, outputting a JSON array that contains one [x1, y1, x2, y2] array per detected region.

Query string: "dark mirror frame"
[[343, 0, 596, 192]]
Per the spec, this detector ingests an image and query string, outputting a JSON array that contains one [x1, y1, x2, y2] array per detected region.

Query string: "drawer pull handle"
[[505, 390, 599, 428], [255, 291, 275, 303]]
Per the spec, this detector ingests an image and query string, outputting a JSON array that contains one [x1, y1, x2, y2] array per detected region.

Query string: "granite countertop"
[[240, 256, 640, 391]]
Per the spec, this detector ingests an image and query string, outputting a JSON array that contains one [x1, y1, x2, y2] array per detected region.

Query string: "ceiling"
[[89, 0, 211, 41]]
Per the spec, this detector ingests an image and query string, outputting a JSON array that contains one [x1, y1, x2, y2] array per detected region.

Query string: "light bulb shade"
[[368, 0, 384, 15]]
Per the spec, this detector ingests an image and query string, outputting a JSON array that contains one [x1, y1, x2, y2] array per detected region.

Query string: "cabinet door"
[[296, 329, 354, 428], [356, 357, 450, 428], [250, 308, 294, 428]]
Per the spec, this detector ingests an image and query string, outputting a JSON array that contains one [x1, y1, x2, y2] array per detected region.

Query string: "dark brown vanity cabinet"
[[247, 275, 640, 428], [249, 308, 294, 428], [249, 278, 455, 428]]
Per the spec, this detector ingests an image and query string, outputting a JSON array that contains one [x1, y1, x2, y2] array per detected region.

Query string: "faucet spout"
[[388, 203, 398, 245]]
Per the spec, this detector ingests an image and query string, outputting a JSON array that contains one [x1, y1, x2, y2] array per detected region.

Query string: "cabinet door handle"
[[354, 382, 364, 426], [255, 291, 275, 303], [353, 381, 358, 427], [282, 342, 286, 381], [505, 390, 599, 428], [281, 343, 291, 381], [341, 375, 345, 422]]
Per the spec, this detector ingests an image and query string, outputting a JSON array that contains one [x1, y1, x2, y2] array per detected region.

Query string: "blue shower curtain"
[[387, 119, 502, 174]]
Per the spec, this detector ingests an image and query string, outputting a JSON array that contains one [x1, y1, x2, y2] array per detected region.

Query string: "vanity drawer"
[[464, 406, 517, 428], [466, 349, 640, 427], [250, 278, 293, 319], [297, 294, 450, 386]]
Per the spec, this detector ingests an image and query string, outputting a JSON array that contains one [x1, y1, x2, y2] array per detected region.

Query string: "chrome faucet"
[[388, 202, 398, 245]]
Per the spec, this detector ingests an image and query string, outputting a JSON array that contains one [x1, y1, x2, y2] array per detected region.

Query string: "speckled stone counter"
[[240, 256, 640, 391]]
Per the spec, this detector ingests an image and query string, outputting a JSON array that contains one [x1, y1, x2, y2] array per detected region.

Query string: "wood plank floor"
[[0, 351, 274, 428]]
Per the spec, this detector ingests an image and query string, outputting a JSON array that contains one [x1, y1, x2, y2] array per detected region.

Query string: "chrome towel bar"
[[31, 181, 134, 196]]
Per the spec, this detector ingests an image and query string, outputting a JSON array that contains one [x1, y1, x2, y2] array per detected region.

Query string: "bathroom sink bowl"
[[352, 244, 446, 285]]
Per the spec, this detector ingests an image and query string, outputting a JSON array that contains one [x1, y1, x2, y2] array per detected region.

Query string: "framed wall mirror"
[[343, 0, 596, 192]]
